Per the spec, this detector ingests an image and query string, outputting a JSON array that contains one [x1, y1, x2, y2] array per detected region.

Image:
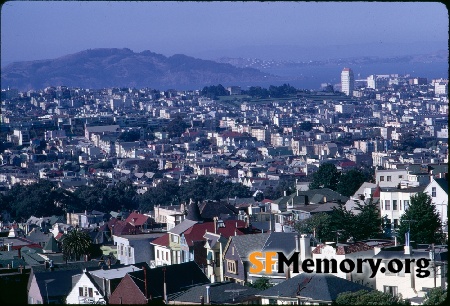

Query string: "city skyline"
[[1, 1, 448, 66]]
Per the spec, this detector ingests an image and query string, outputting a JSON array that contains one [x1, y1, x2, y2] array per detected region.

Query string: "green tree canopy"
[[296, 200, 383, 243], [423, 287, 447, 305], [118, 130, 140, 142], [309, 163, 340, 190], [300, 121, 313, 131], [61, 230, 93, 262], [166, 116, 189, 138], [335, 289, 410, 305], [397, 192, 444, 244], [295, 212, 335, 242], [336, 169, 367, 197], [246, 276, 274, 290]]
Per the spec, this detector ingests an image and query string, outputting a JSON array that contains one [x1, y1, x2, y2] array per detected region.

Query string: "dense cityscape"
[[0, 66, 447, 305]]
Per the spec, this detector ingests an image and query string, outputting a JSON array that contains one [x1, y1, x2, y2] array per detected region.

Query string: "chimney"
[[206, 286, 210, 304], [143, 266, 148, 298], [374, 247, 382, 255], [19, 265, 24, 274], [7, 243, 12, 251], [103, 277, 107, 297], [404, 245, 412, 255], [284, 190, 287, 197], [300, 234, 310, 261], [213, 217, 217, 234]]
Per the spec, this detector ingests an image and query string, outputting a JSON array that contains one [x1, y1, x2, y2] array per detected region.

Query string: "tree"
[[335, 289, 410, 305], [166, 116, 189, 138], [309, 163, 340, 191], [423, 287, 447, 305], [397, 192, 444, 244], [352, 199, 383, 241], [300, 121, 313, 131], [61, 229, 93, 262], [246, 277, 274, 290], [336, 169, 367, 197], [118, 130, 140, 142], [295, 212, 334, 242]]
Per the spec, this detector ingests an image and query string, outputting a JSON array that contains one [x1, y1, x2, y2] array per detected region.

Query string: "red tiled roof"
[[312, 241, 394, 255], [339, 161, 356, 167], [125, 212, 150, 227], [261, 199, 275, 203], [111, 220, 141, 236], [151, 233, 170, 247], [220, 131, 243, 138], [182, 220, 246, 247]]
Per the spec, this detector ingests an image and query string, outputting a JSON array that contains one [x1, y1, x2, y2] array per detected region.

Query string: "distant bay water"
[[252, 61, 449, 90]]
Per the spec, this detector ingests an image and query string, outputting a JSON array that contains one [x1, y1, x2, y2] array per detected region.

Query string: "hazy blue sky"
[[1, 1, 448, 66]]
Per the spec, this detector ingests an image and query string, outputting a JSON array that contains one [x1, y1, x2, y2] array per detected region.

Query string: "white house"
[[424, 177, 448, 225], [66, 266, 141, 304], [379, 186, 424, 229], [375, 169, 408, 187], [113, 233, 164, 265], [374, 244, 447, 304]]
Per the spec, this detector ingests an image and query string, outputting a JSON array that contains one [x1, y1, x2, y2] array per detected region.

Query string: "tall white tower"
[[341, 67, 354, 96]]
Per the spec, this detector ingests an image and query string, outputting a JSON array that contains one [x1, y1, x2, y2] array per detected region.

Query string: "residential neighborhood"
[[0, 72, 448, 305]]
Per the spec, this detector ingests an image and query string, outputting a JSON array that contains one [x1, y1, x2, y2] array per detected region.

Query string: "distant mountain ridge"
[[215, 49, 449, 70], [1, 48, 280, 91]]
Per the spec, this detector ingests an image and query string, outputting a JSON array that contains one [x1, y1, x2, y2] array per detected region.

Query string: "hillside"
[[1, 48, 280, 91]]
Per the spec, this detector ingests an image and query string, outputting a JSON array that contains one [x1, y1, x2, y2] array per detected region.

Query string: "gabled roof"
[[257, 273, 372, 302], [168, 281, 261, 304], [433, 178, 448, 194], [198, 200, 239, 220], [226, 233, 270, 260], [43, 235, 60, 253], [125, 212, 150, 226], [186, 201, 203, 222], [182, 220, 246, 247], [169, 219, 199, 235], [124, 261, 210, 299], [150, 233, 170, 247], [261, 232, 297, 254]]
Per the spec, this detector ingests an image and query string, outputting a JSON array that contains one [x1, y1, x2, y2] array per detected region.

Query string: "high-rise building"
[[341, 67, 354, 96]]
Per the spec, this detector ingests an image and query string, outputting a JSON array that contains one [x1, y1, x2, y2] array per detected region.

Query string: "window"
[[157, 250, 159, 259], [383, 285, 398, 296], [120, 244, 123, 256], [215, 252, 220, 267], [79, 286, 93, 297], [385, 200, 391, 210], [432, 187, 436, 197], [393, 200, 398, 210], [166, 252, 168, 261], [393, 219, 398, 228], [404, 200, 410, 210], [128, 247, 132, 258], [227, 260, 237, 274], [380, 176, 385, 181], [398, 175, 403, 179], [387, 176, 392, 182], [399, 200, 402, 210]]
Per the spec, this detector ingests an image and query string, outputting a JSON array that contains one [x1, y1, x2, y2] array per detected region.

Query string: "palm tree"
[[61, 229, 92, 262]]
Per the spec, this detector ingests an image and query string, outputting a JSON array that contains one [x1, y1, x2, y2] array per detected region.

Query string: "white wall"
[[66, 273, 106, 304]]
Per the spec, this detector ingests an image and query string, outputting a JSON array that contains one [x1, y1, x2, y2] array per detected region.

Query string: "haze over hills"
[[0, 48, 281, 91], [1, 46, 448, 91], [189, 41, 448, 62]]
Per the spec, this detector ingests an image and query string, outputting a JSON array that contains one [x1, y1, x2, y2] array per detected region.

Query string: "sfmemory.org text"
[[249, 251, 431, 278]]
